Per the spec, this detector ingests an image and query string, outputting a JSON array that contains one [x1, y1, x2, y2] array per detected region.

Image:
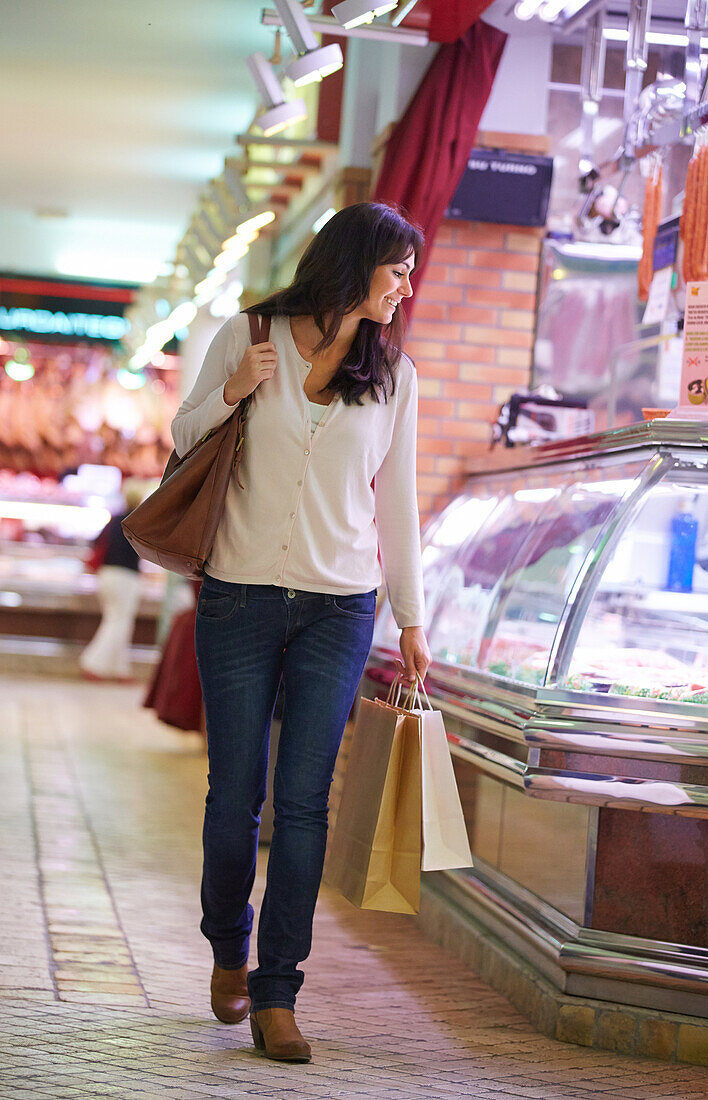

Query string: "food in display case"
[[372, 421, 708, 708]]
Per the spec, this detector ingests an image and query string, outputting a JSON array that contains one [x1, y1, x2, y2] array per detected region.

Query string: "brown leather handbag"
[[121, 313, 269, 577]]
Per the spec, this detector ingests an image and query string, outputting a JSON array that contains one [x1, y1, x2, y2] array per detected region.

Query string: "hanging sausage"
[[638, 156, 663, 302], [680, 133, 708, 285]]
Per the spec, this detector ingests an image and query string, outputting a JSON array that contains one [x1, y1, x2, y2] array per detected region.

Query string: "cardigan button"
[[304, 449, 310, 456]]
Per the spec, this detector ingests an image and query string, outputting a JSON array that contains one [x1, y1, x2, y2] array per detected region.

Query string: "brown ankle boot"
[[250, 1007, 312, 1063], [210, 963, 250, 1024]]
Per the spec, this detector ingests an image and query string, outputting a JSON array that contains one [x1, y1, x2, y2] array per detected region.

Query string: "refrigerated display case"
[[366, 419, 708, 1019]]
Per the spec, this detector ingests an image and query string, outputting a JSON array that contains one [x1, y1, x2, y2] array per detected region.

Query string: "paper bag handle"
[[384, 672, 404, 707], [401, 673, 432, 712]]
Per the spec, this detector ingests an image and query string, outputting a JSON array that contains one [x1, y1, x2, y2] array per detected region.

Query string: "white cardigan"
[[171, 313, 425, 628]]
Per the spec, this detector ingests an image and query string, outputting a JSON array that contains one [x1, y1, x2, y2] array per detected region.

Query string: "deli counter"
[[367, 419, 708, 1020], [0, 472, 164, 656]]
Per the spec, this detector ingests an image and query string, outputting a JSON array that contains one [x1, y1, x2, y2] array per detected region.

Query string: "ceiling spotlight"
[[246, 52, 307, 136], [274, 0, 343, 86], [538, 0, 568, 20], [332, 0, 397, 29], [513, 0, 544, 18]]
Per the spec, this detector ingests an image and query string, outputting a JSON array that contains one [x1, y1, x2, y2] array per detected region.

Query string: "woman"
[[172, 202, 431, 1063]]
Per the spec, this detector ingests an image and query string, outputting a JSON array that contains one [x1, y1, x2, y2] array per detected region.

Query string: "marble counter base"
[[419, 873, 708, 1065]]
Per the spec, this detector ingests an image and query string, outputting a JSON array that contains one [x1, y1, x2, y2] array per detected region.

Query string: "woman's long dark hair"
[[245, 202, 424, 405]]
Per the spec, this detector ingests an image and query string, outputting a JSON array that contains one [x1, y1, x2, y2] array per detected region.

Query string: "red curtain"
[[371, 21, 507, 321], [428, 0, 498, 43]]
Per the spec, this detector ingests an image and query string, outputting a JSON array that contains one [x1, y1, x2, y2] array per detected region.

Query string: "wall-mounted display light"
[[246, 52, 307, 136], [275, 0, 343, 84], [332, 0, 397, 30]]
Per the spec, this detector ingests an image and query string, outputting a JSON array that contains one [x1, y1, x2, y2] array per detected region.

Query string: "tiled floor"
[[2, 674, 708, 1100]]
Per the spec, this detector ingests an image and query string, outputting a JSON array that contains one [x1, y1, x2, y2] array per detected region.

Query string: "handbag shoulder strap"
[[247, 313, 271, 345]]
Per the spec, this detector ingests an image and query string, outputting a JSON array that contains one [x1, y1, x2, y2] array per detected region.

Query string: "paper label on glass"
[[642, 266, 672, 326], [669, 282, 708, 418]]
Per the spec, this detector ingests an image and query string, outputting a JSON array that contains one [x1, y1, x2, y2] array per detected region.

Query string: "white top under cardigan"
[[171, 313, 425, 628]]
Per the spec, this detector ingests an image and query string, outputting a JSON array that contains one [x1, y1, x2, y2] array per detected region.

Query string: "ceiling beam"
[[261, 8, 429, 45], [236, 134, 338, 154]]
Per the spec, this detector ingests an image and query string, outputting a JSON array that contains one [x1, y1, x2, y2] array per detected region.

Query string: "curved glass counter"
[[374, 422, 708, 709]]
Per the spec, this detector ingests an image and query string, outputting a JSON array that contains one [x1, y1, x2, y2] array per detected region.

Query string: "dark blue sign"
[[447, 149, 554, 228], [653, 215, 680, 272]]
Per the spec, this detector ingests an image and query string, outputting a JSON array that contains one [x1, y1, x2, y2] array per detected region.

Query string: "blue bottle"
[[666, 501, 698, 592]]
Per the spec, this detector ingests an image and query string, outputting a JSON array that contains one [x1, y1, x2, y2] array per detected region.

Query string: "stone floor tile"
[[2, 675, 708, 1099]]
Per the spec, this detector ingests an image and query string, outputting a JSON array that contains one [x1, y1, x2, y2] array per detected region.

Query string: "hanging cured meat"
[[638, 160, 663, 302], [681, 138, 708, 285]]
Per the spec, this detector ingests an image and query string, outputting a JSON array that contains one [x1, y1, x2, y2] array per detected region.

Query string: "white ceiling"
[[0, 0, 277, 284], [1, 1, 692, 286]]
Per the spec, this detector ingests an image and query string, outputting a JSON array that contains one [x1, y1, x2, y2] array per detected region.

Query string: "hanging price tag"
[[642, 267, 673, 326]]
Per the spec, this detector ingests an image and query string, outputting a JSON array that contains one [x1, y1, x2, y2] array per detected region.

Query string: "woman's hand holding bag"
[[224, 339, 278, 406], [396, 626, 431, 685]]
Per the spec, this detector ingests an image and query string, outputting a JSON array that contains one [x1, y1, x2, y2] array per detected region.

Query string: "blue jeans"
[[195, 577, 376, 1012]]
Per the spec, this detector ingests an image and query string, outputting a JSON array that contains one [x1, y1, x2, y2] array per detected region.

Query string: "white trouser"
[[80, 566, 142, 679]]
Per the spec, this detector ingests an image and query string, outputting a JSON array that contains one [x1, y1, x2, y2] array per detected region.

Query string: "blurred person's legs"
[[80, 565, 141, 680]]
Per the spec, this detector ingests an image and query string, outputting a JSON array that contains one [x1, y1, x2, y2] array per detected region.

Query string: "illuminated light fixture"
[[210, 280, 244, 320], [130, 300, 198, 368], [228, 210, 276, 242], [194, 272, 230, 308], [603, 27, 708, 47], [313, 207, 336, 233], [246, 52, 307, 136], [513, 0, 544, 19], [216, 211, 276, 267], [538, 0, 568, 20], [117, 368, 147, 390], [194, 270, 227, 297], [332, 0, 397, 29], [213, 239, 249, 271], [4, 359, 35, 382], [168, 301, 197, 330], [274, 0, 343, 85]]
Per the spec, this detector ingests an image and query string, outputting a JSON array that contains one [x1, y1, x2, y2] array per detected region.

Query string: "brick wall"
[[406, 220, 543, 524]]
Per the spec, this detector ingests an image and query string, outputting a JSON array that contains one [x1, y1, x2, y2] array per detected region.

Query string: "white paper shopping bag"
[[400, 678, 473, 872]]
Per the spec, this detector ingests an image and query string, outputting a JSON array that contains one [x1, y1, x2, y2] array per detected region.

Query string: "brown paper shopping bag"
[[325, 687, 421, 914]]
